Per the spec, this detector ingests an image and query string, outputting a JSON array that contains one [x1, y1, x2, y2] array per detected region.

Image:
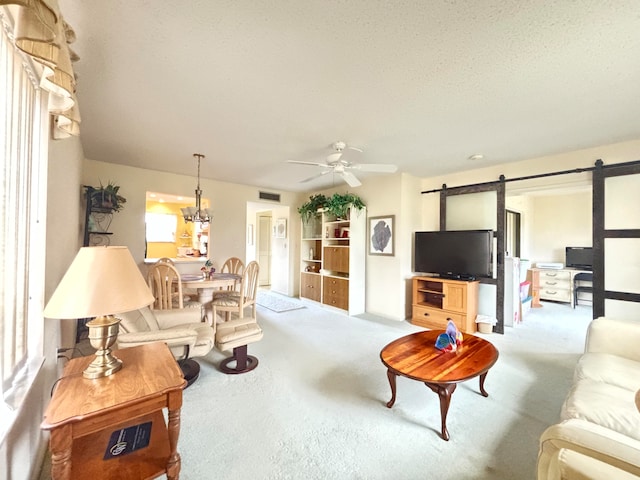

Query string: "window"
[[0, 10, 47, 410]]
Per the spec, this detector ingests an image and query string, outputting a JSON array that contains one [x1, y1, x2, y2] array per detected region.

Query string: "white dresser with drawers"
[[529, 267, 592, 307]]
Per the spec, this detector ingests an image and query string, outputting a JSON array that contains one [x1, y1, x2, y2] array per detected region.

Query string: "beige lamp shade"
[[44, 246, 154, 319]]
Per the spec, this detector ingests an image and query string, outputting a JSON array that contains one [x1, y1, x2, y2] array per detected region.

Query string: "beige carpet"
[[39, 300, 592, 479], [176, 300, 591, 479]]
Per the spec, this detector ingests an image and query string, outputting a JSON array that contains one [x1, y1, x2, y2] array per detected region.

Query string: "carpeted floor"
[[177, 300, 591, 479], [39, 300, 592, 479]]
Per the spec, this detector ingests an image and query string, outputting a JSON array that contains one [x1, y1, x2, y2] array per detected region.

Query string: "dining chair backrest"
[[156, 257, 175, 265], [221, 257, 244, 275], [148, 261, 183, 309], [241, 261, 260, 304], [211, 261, 260, 323]]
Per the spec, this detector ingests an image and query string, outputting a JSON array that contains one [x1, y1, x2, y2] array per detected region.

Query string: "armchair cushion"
[[574, 353, 640, 391], [118, 307, 160, 332], [154, 307, 204, 329], [561, 380, 640, 441], [585, 316, 640, 362], [116, 306, 213, 359]]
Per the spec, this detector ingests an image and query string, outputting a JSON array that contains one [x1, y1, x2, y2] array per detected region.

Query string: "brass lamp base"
[[84, 314, 123, 379]]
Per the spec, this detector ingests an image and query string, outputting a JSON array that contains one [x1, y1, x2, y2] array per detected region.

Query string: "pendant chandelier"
[[181, 153, 213, 223]]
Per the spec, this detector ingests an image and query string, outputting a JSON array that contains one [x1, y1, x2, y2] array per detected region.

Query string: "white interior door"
[[257, 213, 272, 286]]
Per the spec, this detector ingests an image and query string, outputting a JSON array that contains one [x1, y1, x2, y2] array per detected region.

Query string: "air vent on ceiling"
[[259, 191, 280, 202]]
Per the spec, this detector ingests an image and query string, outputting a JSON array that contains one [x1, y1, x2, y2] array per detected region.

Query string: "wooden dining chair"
[[147, 261, 201, 312], [212, 261, 259, 323], [211, 257, 245, 300], [221, 257, 244, 275]]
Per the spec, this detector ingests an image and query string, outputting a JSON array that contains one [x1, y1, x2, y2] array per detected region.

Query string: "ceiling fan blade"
[[288, 160, 329, 168], [301, 170, 332, 183], [341, 171, 362, 187], [350, 163, 398, 173]]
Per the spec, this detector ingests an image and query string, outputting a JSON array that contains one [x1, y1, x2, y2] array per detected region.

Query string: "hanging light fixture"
[[181, 153, 213, 223]]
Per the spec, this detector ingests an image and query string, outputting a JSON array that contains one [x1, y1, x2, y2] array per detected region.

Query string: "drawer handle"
[[546, 291, 557, 295], [546, 273, 558, 277], [545, 282, 557, 285], [423, 312, 430, 317]]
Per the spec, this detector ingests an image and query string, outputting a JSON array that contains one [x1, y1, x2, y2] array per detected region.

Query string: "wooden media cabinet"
[[411, 276, 480, 333]]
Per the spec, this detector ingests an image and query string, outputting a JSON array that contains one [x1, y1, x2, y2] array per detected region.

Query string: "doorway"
[[257, 212, 272, 287], [505, 209, 521, 258]]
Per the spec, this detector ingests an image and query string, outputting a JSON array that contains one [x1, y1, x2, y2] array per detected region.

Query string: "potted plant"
[[89, 181, 127, 212], [326, 192, 365, 220], [298, 194, 328, 223]]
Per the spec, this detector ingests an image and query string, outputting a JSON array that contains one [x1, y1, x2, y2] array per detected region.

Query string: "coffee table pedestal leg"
[[425, 382, 457, 441], [385, 369, 397, 408], [479, 372, 489, 397]]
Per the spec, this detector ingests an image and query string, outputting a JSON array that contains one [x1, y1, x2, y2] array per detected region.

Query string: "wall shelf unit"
[[300, 208, 366, 315]]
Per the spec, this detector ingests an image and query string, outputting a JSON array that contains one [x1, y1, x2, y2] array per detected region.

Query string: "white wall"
[[528, 191, 592, 265], [82, 160, 299, 296]]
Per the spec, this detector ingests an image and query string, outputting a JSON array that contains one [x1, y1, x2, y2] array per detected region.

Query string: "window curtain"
[[0, 0, 80, 137]]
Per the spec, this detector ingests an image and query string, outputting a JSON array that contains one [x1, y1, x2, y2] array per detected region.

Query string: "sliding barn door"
[[442, 185, 504, 333], [593, 160, 640, 319]]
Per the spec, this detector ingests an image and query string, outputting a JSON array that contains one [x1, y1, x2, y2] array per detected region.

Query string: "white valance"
[[0, 0, 80, 137]]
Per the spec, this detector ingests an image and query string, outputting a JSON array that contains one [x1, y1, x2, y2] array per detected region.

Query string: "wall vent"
[[259, 191, 281, 202]]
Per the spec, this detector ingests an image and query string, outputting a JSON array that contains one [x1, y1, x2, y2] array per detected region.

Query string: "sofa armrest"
[[153, 308, 205, 329], [546, 448, 640, 480], [585, 317, 640, 361], [117, 329, 197, 351], [538, 419, 640, 479]]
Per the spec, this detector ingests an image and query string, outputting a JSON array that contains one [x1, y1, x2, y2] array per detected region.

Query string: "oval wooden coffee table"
[[380, 330, 499, 441]]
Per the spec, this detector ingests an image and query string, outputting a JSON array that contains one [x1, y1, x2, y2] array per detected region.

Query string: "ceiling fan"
[[287, 141, 398, 187]]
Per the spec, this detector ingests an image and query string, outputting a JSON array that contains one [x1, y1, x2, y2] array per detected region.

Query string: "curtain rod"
[[420, 158, 640, 194]]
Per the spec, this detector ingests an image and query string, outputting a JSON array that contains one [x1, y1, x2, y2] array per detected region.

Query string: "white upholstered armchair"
[[116, 306, 214, 386]]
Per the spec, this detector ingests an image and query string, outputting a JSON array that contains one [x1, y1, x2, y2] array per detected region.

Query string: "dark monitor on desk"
[[566, 247, 593, 270]]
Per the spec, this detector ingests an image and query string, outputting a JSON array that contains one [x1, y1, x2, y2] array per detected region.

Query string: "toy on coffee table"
[[435, 320, 463, 352]]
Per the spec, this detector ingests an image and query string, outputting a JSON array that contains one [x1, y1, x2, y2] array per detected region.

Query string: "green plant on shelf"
[[89, 181, 127, 213], [326, 192, 365, 220], [297, 194, 328, 224]]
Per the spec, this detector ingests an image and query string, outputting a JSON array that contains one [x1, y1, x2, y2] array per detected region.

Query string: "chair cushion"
[[561, 379, 640, 441], [212, 294, 240, 307], [166, 322, 214, 357], [217, 323, 261, 343], [574, 353, 640, 392], [215, 318, 263, 352], [118, 307, 160, 333]]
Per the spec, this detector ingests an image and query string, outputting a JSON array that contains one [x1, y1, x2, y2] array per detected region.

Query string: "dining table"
[[181, 273, 241, 325]]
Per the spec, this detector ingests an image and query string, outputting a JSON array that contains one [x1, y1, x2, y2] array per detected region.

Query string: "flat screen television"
[[565, 247, 593, 270], [414, 230, 493, 280]]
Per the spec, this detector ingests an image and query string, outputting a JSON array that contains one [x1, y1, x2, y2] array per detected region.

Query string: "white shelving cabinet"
[[300, 208, 366, 315]]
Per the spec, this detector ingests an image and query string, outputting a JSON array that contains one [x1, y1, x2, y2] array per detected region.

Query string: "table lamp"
[[43, 246, 155, 379]]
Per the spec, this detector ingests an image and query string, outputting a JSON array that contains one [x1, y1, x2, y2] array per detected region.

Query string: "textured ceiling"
[[59, 0, 640, 192]]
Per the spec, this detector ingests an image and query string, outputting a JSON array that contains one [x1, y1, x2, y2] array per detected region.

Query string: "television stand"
[[411, 276, 480, 333]]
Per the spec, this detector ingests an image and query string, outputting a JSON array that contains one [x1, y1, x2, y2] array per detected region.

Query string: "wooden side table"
[[42, 342, 186, 479]]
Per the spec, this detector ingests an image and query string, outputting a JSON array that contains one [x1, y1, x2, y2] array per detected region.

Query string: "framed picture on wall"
[[274, 218, 287, 238], [369, 215, 394, 256]]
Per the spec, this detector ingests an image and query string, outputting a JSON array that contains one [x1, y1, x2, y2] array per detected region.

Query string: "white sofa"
[[537, 316, 640, 479]]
